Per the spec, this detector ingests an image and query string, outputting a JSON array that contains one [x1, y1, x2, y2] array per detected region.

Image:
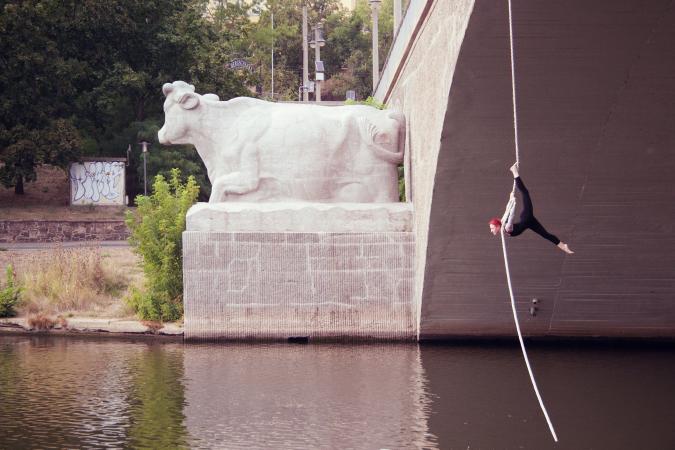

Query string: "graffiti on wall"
[[70, 161, 125, 205]]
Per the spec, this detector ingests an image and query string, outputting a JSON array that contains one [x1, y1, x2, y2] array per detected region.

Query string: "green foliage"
[[0, 265, 22, 318], [125, 169, 199, 321], [0, 0, 250, 196], [345, 96, 386, 109], [321, 0, 399, 100], [1, 0, 404, 198], [398, 165, 406, 202], [127, 347, 188, 448]]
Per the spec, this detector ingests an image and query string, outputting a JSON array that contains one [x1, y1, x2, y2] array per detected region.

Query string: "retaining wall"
[[0, 220, 129, 243]]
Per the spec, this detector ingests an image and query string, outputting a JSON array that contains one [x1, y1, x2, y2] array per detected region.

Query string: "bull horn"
[[162, 83, 174, 97]]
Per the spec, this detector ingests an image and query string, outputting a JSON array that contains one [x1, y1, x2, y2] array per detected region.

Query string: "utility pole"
[[271, 12, 274, 99], [302, 6, 309, 101], [369, 0, 382, 91]]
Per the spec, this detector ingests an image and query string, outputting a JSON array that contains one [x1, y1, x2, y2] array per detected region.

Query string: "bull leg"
[[209, 143, 260, 202]]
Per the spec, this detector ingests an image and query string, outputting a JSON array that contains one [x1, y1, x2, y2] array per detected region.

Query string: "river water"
[[1, 335, 674, 449]]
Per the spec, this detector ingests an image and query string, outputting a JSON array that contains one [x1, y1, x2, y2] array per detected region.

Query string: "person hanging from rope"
[[489, 163, 574, 254]]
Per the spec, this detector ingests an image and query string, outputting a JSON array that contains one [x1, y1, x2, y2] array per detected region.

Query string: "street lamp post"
[[369, 0, 382, 91], [140, 141, 149, 195]]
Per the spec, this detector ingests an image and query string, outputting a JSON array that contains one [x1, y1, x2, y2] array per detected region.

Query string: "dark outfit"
[[506, 177, 560, 245]]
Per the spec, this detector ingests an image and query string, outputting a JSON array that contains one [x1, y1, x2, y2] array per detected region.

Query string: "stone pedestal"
[[183, 203, 415, 341]]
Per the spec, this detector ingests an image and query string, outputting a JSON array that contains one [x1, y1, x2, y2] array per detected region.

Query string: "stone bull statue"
[[158, 81, 405, 203]]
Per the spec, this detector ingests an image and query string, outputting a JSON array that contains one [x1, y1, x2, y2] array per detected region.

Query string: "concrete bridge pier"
[[376, 0, 675, 339]]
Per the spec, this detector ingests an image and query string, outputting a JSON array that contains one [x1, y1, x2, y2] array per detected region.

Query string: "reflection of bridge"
[[377, 0, 675, 338]]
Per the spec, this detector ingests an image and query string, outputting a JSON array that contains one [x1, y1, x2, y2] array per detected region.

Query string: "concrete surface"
[[379, 0, 675, 338], [0, 317, 183, 336], [186, 202, 414, 232], [375, 0, 476, 335], [183, 231, 415, 340]]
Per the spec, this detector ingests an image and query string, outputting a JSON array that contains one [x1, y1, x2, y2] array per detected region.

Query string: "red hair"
[[489, 218, 502, 227]]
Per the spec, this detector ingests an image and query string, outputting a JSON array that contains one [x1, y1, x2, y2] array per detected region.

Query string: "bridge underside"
[[421, 0, 675, 338]]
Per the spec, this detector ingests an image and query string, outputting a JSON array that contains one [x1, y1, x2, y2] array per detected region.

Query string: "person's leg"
[[528, 218, 560, 246], [515, 177, 534, 221]]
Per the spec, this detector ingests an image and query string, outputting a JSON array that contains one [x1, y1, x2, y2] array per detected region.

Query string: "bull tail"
[[359, 111, 405, 165]]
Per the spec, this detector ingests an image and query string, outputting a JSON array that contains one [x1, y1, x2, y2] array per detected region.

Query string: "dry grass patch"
[[27, 314, 56, 330], [0, 246, 143, 318]]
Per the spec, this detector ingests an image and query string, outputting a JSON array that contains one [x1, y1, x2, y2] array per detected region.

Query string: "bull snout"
[[157, 127, 170, 145]]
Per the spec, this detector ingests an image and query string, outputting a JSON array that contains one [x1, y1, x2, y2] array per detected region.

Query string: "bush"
[[0, 265, 22, 317], [344, 96, 386, 110], [125, 169, 199, 321], [398, 165, 406, 202]]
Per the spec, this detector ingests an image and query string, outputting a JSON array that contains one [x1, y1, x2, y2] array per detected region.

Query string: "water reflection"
[[126, 343, 188, 449], [2, 336, 675, 449], [183, 344, 436, 449], [421, 343, 675, 450], [0, 336, 188, 449]]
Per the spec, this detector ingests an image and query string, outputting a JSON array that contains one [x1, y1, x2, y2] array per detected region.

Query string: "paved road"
[[0, 241, 129, 250]]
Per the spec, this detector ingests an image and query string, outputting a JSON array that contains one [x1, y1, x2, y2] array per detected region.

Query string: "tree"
[[1, 0, 402, 198], [0, 2, 85, 193], [311, 0, 397, 101], [246, 0, 342, 100], [0, 0, 251, 197], [321, 4, 372, 100]]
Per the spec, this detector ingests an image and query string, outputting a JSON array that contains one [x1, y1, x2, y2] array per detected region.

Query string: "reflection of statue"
[[158, 81, 405, 203]]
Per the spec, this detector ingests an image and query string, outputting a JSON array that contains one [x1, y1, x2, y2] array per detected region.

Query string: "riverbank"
[[0, 243, 174, 339], [0, 316, 182, 338], [1, 245, 141, 317]]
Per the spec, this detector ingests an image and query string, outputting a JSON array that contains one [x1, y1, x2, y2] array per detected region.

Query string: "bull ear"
[[178, 92, 200, 110], [203, 93, 220, 101], [162, 83, 174, 97]]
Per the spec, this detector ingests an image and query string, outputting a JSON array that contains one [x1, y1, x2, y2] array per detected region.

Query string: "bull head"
[[162, 81, 200, 110], [158, 81, 201, 145], [162, 80, 194, 96], [158, 81, 221, 145]]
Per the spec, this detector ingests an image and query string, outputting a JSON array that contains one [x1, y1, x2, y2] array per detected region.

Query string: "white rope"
[[500, 229, 558, 442], [505, 0, 558, 442], [508, 0, 520, 195], [508, 0, 520, 168]]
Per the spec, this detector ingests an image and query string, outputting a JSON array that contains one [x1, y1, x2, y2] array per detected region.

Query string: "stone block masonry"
[[183, 231, 415, 341], [0, 220, 129, 243]]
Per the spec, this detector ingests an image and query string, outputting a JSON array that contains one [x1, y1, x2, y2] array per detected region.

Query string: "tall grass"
[[17, 247, 132, 316]]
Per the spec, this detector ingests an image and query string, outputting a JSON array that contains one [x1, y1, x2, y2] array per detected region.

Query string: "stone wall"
[[182, 202, 416, 341], [0, 220, 129, 243], [183, 231, 415, 340], [374, 0, 475, 334]]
